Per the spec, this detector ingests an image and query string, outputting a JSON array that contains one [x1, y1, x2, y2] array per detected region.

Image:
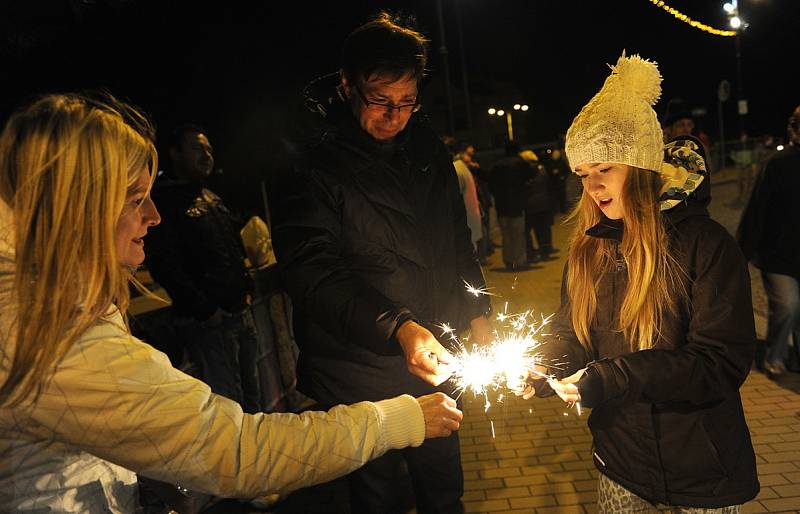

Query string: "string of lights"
[[648, 0, 737, 37]]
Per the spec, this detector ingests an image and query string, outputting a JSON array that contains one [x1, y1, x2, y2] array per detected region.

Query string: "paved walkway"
[[206, 168, 800, 513]]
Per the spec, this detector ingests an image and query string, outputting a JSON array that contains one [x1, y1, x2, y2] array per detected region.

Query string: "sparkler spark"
[[463, 279, 498, 298], [445, 310, 554, 402], [437, 280, 578, 438]]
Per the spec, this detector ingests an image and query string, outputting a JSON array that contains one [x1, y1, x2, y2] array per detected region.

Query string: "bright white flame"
[[446, 308, 555, 401]]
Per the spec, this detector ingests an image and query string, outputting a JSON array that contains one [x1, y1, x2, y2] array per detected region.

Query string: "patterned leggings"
[[597, 473, 741, 514]]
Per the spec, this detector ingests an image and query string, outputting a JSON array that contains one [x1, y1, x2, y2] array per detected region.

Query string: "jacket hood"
[[660, 135, 711, 226]]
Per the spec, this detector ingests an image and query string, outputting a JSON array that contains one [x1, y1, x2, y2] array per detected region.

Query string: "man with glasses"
[[272, 11, 493, 514]]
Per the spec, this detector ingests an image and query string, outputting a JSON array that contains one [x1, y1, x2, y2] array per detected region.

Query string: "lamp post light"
[[723, 0, 748, 134], [488, 104, 529, 143]]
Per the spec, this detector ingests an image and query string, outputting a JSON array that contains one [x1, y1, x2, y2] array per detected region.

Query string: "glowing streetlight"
[[723, 0, 748, 135], [487, 103, 530, 143]]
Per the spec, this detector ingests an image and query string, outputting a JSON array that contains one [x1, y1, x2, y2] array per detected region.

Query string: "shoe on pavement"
[[764, 360, 787, 378]]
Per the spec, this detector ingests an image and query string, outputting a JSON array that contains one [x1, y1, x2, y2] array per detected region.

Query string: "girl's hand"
[[549, 368, 586, 406]]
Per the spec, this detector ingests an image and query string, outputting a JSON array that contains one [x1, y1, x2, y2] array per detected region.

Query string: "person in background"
[[488, 142, 536, 271], [271, 12, 492, 514], [730, 131, 757, 207], [737, 105, 800, 377], [520, 149, 556, 263], [0, 92, 463, 513], [451, 141, 483, 251], [525, 53, 759, 513], [458, 143, 494, 263], [545, 147, 571, 214], [144, 124, 262, 415]]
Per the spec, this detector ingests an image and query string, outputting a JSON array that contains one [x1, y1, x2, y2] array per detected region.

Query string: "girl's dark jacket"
[[270, 81, 490, 404], [536, 174, 759, 508]]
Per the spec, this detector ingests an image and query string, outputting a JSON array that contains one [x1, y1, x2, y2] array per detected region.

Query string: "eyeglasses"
[[354, 85, 421, 114]]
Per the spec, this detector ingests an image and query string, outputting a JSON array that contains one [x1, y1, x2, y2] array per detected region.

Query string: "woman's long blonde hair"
[[565, 166, 686, 352], [0, 93, 157, 406]]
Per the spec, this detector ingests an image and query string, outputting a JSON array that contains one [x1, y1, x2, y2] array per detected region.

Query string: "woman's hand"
[[415, 392, 463, 438], [397, 321, 454, 386]]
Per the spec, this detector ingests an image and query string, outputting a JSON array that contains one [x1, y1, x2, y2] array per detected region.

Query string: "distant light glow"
[[730, 16, 742, 29], [513, 104, 521, 110], [777, 145, 785, 151], [723, 2, 735, 14], [488, 108, 496, 115], [521, 105, 529, 111], [497, 110, 505, 116]]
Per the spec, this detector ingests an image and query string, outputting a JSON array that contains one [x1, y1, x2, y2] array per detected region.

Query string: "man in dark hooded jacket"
[[271, 12, 492, 514]]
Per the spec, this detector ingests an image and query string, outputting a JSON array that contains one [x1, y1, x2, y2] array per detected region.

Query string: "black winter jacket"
[[736, 142, 800, 279], [488, 155, 535, 217], [145, 179, 252, 320], [271, 94, 490, 403], [537, 179, 759, 508]]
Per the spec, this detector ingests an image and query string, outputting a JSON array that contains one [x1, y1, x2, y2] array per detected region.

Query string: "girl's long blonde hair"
[[565, 166, 686, 352], [0, 93, 157, 407]]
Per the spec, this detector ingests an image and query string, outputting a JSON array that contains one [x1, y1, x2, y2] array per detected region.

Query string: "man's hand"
[[469, 315, 494, 345], [396, 321, 453, 386], [415, 392, 463, 438]]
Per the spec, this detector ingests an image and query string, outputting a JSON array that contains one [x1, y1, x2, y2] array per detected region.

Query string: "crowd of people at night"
[[1, 8, 797, 514]]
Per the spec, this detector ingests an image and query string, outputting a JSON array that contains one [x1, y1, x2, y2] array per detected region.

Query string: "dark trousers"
[[525, 210, 554, 258], [175, 308, 261, 414], [763, 272, 800, 367], [348, 431, 464, 514]]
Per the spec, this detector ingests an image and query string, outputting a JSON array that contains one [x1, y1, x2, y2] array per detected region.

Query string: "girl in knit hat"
[[523, 52, 759, 512]]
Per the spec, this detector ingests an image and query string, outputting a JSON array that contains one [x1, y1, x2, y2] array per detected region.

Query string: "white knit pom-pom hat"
[[565, 51, 663, 173]]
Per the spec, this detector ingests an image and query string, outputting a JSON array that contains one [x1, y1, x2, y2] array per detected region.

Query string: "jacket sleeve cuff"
[[373, 394, 425, 450], [390, 312, 418, 346], [576, 365, 604, 409]]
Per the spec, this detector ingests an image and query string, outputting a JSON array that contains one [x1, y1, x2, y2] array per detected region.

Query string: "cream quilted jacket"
[[0, 200, 424, 512]]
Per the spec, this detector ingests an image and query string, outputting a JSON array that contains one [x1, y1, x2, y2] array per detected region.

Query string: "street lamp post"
[[488, 104, 529, 144], [723, 1, 748, 134]]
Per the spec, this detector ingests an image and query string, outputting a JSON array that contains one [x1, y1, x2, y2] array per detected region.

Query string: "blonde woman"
[[0, 93, 462, 513], [525, 54, 759, 512]]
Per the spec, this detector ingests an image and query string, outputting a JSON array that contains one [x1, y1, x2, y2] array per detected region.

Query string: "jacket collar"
[[586, 213, 624, 242]]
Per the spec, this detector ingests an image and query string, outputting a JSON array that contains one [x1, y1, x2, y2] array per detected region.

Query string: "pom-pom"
[[611, 52, 662, 106]]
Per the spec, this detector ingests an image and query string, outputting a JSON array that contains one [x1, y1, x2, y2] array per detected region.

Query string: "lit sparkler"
[[444, 309, 554, 402], [437, 281, 582, 432]]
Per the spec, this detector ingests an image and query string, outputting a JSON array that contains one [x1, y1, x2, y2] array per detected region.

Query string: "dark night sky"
[[2, 0, 798, 216]]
